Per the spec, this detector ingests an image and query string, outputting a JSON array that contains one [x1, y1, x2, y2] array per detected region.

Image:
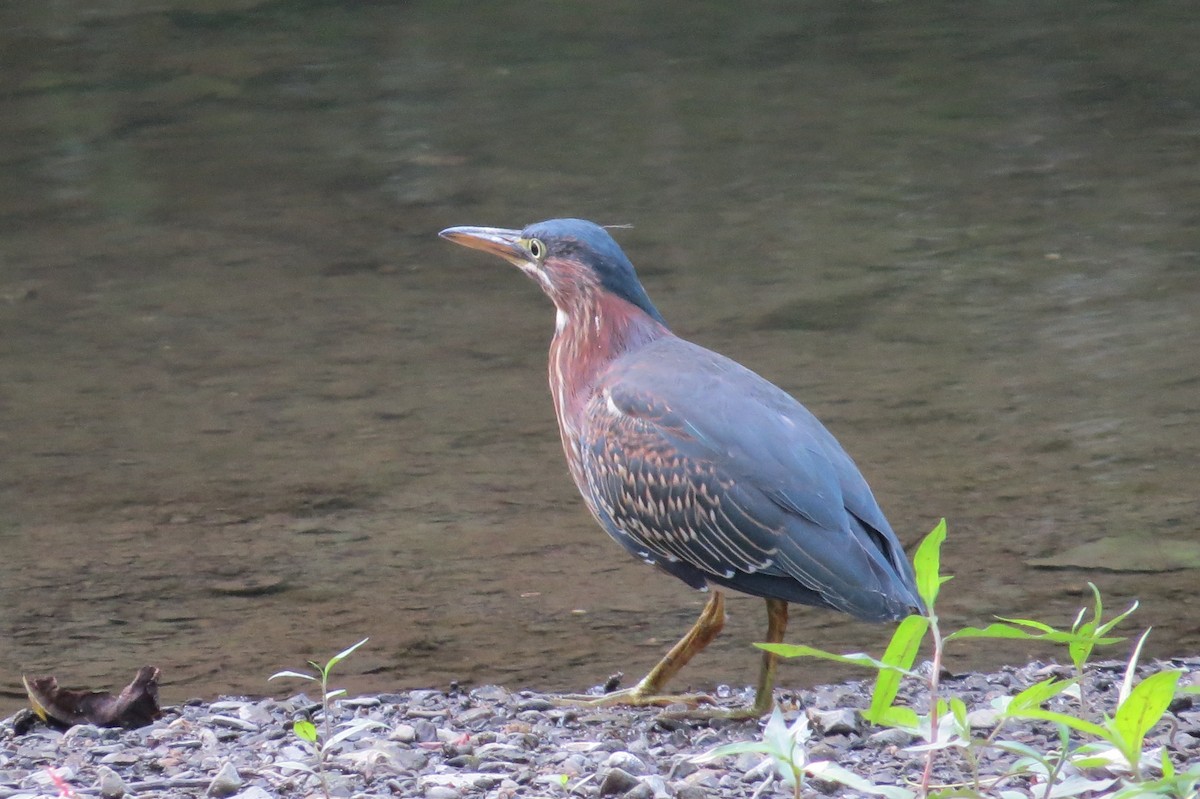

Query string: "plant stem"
[[919, 615, 944, 798]]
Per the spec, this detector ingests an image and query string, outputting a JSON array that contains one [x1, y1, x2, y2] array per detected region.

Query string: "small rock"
[[205, 715, 258, 732], [31, 766, 74, 786], [391, 722, 418, 742], [808, 741, 842, 761], [237, 704, 275, 726], [622, 783, 654, 799], [558, 753, 590, 776], [676, 784, 709, 799], [96, 766, 125, 799], [733, 752, 763, 774], [868, 727, 914, 747], [231, 789, 273, 799], [63, 724, 104, 741], [640, 774, 671, 798], [743, 758, 775, 783], [424, 788, 460, 799], [393, 748, 430, 770], [471, 685, 509, 702], [419, 774, 501, 791], [599, 767, 641, 796], [411, 719, 438, 742], [341, 696, 381, 708], [682, 769, 722, 791], [604, 751, 647, 775], [436, 726, 465, 743], [99, 752, 141, 766], [457, 706, 493, 725], [808, 707, 860, 735], [475, 742, 530, 762], [208, 761, 243, 797]]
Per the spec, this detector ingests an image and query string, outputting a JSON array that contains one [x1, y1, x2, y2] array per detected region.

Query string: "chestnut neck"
[[547, 288, 670, 446]]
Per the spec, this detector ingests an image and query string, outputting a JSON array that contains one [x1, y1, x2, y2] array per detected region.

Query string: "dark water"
[[2, 1, 1198, 715]]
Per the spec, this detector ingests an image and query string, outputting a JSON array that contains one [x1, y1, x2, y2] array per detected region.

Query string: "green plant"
[[269, 637, 381, 798], [693, 705, 914, 799], [716, 520, 1188, 799], [948, 582, 1137, 709]]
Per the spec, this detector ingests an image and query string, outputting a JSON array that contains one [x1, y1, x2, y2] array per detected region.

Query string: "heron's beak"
[[439, 226, 527, 266]]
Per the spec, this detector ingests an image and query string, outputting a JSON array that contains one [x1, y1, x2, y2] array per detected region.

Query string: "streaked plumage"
[[440, 217, 923, 717]]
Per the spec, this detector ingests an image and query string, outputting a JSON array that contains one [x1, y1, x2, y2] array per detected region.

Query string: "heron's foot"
[[656, 698, 773, 721], [554, 687, 718, 710]]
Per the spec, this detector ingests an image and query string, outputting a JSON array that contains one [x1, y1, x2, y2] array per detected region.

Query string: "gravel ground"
[[3, 658, 1199, 799]]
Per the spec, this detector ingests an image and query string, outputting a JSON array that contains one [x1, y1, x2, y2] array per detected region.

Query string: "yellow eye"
[[527, 238, 546, 260]]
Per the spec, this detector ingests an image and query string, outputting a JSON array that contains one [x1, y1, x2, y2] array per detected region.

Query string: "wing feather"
[[575, 337, 922, 621]]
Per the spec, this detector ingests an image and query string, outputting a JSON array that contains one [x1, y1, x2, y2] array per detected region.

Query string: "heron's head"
[[439, 218, 666, 326]]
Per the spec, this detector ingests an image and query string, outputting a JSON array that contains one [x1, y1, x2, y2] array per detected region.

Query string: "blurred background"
[[1, 0, 1198, 715]]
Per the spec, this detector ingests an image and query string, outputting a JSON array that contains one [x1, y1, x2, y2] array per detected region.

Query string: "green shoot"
[[742, 519, 1178, 799], [269, 637, 378, 798], [693, 706, 914, 799]]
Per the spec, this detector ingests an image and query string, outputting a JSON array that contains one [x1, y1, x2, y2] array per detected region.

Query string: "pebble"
[[622, 782, 655, 799], [599, 766, 640, 795], [206, 760, 243, 796], [603, 751, 647, 775], [1, 657, 1196, 799], [868, 727, 915, 748], [95, 766, 125, 799], [424, 787, 460, 799], [390, 722, 418, 742], [808, 707, 860, 735], [204, 714, 259, 732], [231, 788, 273, 799]]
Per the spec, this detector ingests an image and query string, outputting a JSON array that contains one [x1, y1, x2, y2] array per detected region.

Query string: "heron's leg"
[[632, 589, 726, 694], [556, 591, 726, 708], [748, 598, 789, 716], [658, 597, 789, 721]]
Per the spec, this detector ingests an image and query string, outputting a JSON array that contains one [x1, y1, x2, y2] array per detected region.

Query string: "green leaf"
[[805, 761, 916, 799], [993, 616, 1058, 634], [1096, 599, 1139, 638], [912, 518, 947, 610], [1118, 628, 1152, 706], [1113, 669, 1182, 763], [293, 719, 318, 743], [1068, 623, 1097, 672], [872, 705, 921, 730], [1161, 747, 1175, 779], [692, 740, 773, 761], [949, 697, 968, 733], [1006, 707, 1111, 741], [1080, 583, 1103, 631], [326, 637, 370, 672], [1005, 677, 1075, 713], [865, 615, 929, 724], [991, 739, 1049, 762], [754, 643, 916, 675], [269, 670, 317, 682], [946, 620, 1122, 648]]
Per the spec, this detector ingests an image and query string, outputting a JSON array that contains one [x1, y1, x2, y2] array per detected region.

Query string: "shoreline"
[[3, 657, 1198, 799]]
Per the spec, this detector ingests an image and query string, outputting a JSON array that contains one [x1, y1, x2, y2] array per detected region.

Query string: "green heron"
[[440, 218, 924, 717]]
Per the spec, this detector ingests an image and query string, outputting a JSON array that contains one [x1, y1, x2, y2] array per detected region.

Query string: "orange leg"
[[658, 597, 788, 720], [558, 590, 726, 709], [559, 593, 790, 719]]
